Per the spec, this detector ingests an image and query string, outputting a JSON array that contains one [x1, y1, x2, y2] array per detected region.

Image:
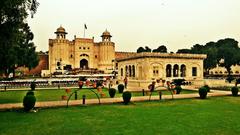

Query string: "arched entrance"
[[80, 59, 88, 69]]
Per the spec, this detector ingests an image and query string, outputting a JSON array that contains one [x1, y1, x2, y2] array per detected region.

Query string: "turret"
[[55, 26, 67, 39], [98, 30, 115, 73]]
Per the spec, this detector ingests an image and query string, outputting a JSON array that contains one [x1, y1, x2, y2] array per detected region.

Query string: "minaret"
[[54, 25, 68, 39], [49, 26, 68, 73], [98, 30, 115, 73]]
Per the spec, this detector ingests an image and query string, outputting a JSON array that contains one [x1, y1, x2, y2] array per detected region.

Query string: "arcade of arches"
[[117, 52, 207, 88]]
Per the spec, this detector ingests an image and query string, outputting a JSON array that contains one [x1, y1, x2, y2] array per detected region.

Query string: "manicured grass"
[[0, 88, 197, 104], [1, 96, 240, 135]]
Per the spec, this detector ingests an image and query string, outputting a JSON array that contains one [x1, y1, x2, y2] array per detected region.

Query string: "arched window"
[[215, 71, 218, 74], [129, 65, 132, 77], [121, 68, 123, 76], [236, 71, 239, 74], [173, 64, 179, 77], [166, 64, 172, 77], [219, 71, 223, 74], [180, 64, 186, 77], [125, 66, 128, 76], [132, 65, 135, 77]]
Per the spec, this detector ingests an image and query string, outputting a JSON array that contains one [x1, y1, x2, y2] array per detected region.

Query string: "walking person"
[[124, 76, 128, 89]]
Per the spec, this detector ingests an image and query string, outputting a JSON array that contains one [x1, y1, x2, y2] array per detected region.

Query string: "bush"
[[109, 88, 116, 98], [96, 81, 103, 88], [118, 84, 124, 93], [231, 87, 239, 96], [30, 82, 36, 91], [122, 91, 132, 105], [26, 91, 34, 96], [23, 95, 36, 111], [173, 79, 185, 86], [198, 87, 208, 99], [203, 85, 210, 92], [175, 86, 182, 94]]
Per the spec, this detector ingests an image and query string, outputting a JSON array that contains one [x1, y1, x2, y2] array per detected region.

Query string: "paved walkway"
[[0, 90, 232, 111]]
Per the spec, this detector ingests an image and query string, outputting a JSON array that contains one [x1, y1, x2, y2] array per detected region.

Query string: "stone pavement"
[[0, 90, 232, 111]]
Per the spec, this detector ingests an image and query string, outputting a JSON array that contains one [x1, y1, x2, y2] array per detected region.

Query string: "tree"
[[136, 46, 152, 53], [152, 45, 167, 53], [177, 49, 192, 54], [0, 0, 39, 78], [137, 47, 145, 53], [177, 38, 240, 75], [145, 46, 151, 52]]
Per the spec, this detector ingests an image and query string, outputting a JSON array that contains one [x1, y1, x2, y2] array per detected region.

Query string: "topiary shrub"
[[118, 84, 124, 93], [26, 91, 35, 96], [175, 86, 182, 94], [198, 87, 208, 99], [231, 87, 239, 96], [203, 85, 210, 92], [30, 82, 36, 91], [23, 94, 36, 112], [109, 88, 116, 98], [122, 91, 132, 105]]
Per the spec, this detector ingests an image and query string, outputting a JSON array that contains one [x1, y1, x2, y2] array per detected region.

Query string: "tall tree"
[[0, 0, 39, 78]]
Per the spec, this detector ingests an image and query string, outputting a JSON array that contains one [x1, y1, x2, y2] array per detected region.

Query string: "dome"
[[55, 26, 67, 34], [101, 30, 112, 37]]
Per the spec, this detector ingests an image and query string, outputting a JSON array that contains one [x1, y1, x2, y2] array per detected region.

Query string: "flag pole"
[[84, 23, 87, 38], [84, 25, 85, 38]]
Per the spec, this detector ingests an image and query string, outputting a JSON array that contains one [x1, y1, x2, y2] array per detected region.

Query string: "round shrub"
[[109, 88, 116, 98], [231, 87, 239, 96], [118, 84, 124, 93], [26, 91, 34, 96], [30, 82, 36, 91], [23, 95, 36, 111], [198, 87, 208, 99], [175, 86, 182, 94], [122, 91, 132, 105], [203, 85, 210, 92]]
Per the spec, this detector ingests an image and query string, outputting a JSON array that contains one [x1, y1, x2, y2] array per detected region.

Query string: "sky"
[[27, 0, 240, 52]]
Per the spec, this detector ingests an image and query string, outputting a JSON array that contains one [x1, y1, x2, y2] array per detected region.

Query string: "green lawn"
[[0, 96, 240, 135], [0, 88, 196, 104]]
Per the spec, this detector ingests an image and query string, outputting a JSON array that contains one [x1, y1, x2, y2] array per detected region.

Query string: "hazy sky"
[[27, 0, 240, 52]]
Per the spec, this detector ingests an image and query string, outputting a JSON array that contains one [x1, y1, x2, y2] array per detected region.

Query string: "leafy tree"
[[137, 46, 152, 53], [177, 38, 240, 75], [176, 49, 192, 54], [152, 45, 167, 53], [137, 47, 145, 53], [145, 46, 151, 52], [0, 0, 39, 78]]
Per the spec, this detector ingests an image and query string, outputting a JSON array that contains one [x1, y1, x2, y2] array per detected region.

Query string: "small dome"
[[55, 26, 67, 34], [101, 29, 112, 37]]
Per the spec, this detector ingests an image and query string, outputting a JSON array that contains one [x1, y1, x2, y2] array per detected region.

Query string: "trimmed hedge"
[[118, 84, 124, 93], [199, 87, 208, 99], [109, 88, 116, 98], [122, 91, 132, 105], [175, 86, 182, 94], [23, 95, 36, 111], [231, 87, 239, 96]]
